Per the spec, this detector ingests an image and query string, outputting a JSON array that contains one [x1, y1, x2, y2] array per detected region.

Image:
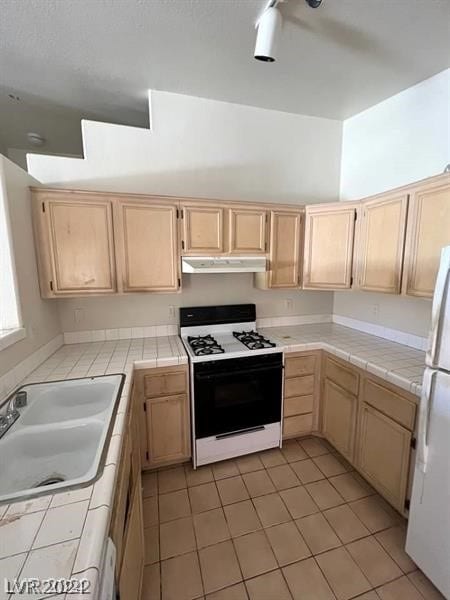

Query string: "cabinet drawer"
[[285, 355, 317, 378], [283, 414, 313, 438], [363, 378, 416, 431], [143, 370, 186, 399], [285, 375, 315, 398], [284, 395, 314, 417], [325, 357, 359, 396]]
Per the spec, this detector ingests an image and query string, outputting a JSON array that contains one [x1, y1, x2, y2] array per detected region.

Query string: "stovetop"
[[179, 304, 280, 362], [181, 326, 279, 362]]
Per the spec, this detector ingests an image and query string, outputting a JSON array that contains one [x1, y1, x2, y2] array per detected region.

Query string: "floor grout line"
[[140, 435, 441, 600]]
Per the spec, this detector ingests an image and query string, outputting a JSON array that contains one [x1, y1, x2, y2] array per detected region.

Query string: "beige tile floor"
[[140, 436, 444, 600]]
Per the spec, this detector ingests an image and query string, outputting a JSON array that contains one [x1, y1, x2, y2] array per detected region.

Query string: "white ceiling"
[[1, 0, 449, 155]]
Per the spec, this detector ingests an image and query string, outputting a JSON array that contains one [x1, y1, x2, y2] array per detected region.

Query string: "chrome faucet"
[[0, 390, 27, 439]]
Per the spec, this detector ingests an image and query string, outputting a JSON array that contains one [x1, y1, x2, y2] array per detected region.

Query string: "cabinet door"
[[115, 200, 179, 292], [322, 379, 357, 461], [357, 402, 412, 512], [268, 210, 302, 288], [403, 178, 450, 298], [110, 434, 132, 572], [146, 394, 190, 467], [229, 208, 267, 254], [357, 193, 408, 293], [303, 204, 357, 289], [119, 473, 144, 600], [182, 204, 225, 254], [40, 196, 116, 295]]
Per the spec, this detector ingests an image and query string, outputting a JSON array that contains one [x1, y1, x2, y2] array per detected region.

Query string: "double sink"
[[0, 374, 124, 505]]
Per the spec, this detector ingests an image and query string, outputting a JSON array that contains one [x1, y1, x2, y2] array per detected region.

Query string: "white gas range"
[[180, 304, 283, 467]]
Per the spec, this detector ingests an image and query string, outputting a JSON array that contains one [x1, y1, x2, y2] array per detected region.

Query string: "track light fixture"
[[254, 6, 282, 62], [254, 0, 322, 62]]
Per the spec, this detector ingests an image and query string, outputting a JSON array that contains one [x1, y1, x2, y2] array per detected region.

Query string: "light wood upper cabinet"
[[114, 200, 179, 292], [402, 177, 450, 298], [356, 192, 408, 294], [182, 204, 225, 254], [303, 203, 357, 290], [257, 210, 302, 288], [33, 192, 117, 296], [229, 208, 267, 254], [356, 402, 412, 513]]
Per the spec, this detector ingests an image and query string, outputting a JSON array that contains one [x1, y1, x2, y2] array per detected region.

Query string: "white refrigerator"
[[406, 245, 450, 599]]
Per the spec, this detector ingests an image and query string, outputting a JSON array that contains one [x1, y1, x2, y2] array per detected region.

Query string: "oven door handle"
[[195, 364, 282, 380]]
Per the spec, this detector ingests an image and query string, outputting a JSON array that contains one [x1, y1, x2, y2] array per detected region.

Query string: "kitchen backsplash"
[[56, 275, 335, 333], [62, 313, 427, 350]]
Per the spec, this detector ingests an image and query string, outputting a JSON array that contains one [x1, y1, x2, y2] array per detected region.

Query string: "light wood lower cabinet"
[[356, 402, 412, 513], [318, 353, 417, 515], [325, 356, 359, 396], [134, 365, 191, 469], [283, 352, 319, 438], [145, 394, 190, 467], [119, 471, 144, 600], [110, 384, 144, 600], [322, 378, 358, 462], [110, 434, 131, 570]]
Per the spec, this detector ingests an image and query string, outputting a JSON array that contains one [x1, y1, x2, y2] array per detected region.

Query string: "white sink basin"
[[20, 378, 117, 426], [0, 374, 124, 504]]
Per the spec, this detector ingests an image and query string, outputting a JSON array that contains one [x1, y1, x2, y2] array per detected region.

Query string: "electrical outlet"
[[371, 303, 379, 320], [168, 305, 176, 319], [286, 298, 293, 311], [74, 308, 84, 324]]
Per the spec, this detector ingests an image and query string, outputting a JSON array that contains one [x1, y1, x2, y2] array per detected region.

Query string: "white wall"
[[29, 90, 342, 204], [57, 276, 333, 333], [0, 156, 61, 378], [28, 91, 342, 333], [335, 69, 450, 336]]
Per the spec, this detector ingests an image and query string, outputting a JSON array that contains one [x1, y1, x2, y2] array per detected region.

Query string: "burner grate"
[[187, 334, 225, 356], [233, 330, 276, 350]]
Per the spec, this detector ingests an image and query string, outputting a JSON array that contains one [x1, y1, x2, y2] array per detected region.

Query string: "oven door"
[[194, 353, 283, 439]]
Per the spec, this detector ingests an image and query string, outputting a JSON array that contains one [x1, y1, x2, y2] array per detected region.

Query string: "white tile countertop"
[[262, 323, 425, 397], [0, 336, 187, 600], [0, 325, 425, 599]]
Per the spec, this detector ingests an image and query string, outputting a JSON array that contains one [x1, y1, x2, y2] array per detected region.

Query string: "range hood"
[[182, 256, 267, 274]]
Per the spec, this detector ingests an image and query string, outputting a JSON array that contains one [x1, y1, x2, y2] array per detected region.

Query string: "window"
[[0, 165, 24, 350]]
